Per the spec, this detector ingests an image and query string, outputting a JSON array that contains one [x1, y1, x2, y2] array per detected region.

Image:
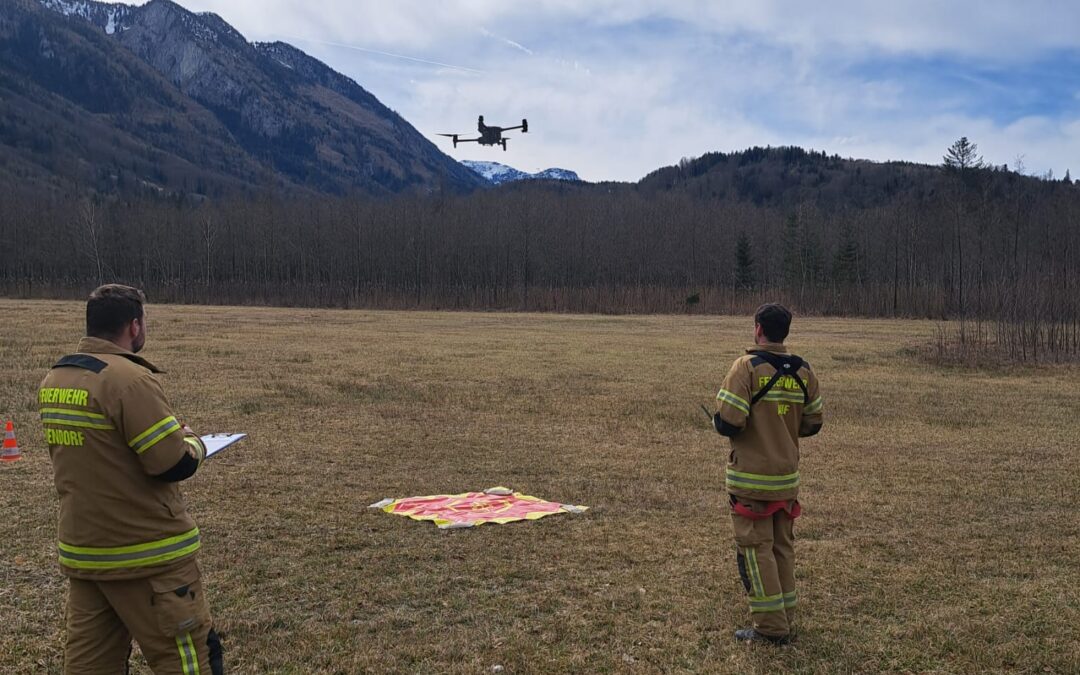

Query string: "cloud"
[[115, 0, 1080, 181]]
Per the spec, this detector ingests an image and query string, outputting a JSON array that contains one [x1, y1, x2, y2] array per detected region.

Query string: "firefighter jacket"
[[715, 342, 823, 501], [39, 337, 206, 580]]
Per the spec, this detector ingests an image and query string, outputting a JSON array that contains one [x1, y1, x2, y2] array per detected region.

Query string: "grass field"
[[2, 299, 1078, 674]]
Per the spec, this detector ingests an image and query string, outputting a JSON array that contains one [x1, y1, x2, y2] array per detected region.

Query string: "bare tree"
[[79, 199, 106, 285], [202, 215, 217, 287]]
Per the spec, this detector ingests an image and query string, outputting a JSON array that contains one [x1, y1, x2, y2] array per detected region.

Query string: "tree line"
[[1, 142, 1077, 360]]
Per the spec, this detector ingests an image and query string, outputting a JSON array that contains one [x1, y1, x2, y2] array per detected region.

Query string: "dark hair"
[[86, 284, 146, 338], [754, 303, 792, 343]]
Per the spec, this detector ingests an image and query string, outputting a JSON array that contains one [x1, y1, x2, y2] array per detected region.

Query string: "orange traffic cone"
[[1, 421, 22, 462]]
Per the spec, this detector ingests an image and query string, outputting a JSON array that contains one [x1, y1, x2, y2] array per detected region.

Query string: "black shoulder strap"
[[748, 351, 809, 406], [53, 354, 109, 374]]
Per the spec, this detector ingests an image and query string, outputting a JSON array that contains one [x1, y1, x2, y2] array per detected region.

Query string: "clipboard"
[[200, 433, 247, 459]]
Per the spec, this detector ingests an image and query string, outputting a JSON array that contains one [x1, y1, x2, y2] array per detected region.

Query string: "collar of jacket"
[[76, 336, 165, 374], [746, 342, 789, 355]]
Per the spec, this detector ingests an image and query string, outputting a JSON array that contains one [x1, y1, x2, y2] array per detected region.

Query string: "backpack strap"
[[748, 350, 809, 406]]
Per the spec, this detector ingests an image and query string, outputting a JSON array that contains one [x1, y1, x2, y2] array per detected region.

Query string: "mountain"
[[0, 0, 482, 196], [533, 167, 581, 182], [461, 160, 582, 185], [637, 146, 949, 208]]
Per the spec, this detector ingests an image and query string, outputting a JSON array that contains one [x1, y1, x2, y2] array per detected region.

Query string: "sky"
[[146, 1, 1080, 182]]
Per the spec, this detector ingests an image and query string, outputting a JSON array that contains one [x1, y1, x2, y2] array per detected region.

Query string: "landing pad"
[[369, 487, 587, 529]]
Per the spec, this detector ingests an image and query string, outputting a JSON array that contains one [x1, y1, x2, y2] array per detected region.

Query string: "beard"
[[131, 332, 146, 353]]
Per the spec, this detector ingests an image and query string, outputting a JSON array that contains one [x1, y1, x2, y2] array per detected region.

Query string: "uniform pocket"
[[149, 562, 211, 638], [730, 499, 771, 547]]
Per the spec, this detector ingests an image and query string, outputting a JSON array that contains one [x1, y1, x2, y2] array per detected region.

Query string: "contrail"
[[276, 35, 485, 74], [480, 27, 533, 55]]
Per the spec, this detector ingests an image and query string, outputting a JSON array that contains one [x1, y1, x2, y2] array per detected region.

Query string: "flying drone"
[[438, 115, 528, 151]]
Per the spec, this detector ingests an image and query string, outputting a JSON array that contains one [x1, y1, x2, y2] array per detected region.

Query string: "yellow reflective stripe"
[[177, 637, 191, 675], [783, 590, 797, 608], [41, 419, 115, 430], [129, 416, 180, 454], [184, 436, 205, 466], [177, 633, 200, 675], [716, 389, 749, 414], [727, 479, 799, 491], [40, 407, 107, 419], [130, 416, 178, 446], [726, 469, 800, 482], [749, 593, 786, 612], [58, 528, 201, 569], [745, 548, 764, 598], [40, 408, 115, 430], [758, 391, 809, 404], [59, 543, 201, 570], [804, 397, 823, 414], [751, 548, 760, 596], [750, 593, 784, 603], [58, 527, 200, 555], [727, 469, 800, 491]]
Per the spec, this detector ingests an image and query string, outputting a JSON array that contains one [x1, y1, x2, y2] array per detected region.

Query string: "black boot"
[[734, 628, 791, 646]]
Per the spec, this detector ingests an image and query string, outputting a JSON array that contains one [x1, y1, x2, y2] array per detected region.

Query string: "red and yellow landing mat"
[[369, 487, 588, 529]]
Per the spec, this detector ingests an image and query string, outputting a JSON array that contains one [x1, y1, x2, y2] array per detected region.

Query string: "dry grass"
[[1, 299, 1078, 674]]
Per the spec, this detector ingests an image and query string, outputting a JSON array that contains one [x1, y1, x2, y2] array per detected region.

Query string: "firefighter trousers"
[[64, 558, 223, 675], [731, 497, 797, 637]]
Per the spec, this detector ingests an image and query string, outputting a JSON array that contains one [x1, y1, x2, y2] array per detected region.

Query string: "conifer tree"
[[735, 231, 755, 289], [833, 223, 860, 286], [943, 137, 984, 171]]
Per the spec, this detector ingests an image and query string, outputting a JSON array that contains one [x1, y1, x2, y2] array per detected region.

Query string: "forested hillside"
[[0, 0, 481, 196], [5, 144, 1078, 358]]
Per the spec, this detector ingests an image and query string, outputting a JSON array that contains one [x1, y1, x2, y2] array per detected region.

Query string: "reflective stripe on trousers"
[[742, 547, 785, 613], [177, 633, 201, 675]]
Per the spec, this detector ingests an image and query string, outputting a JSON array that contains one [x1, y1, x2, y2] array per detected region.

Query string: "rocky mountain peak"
[[22, 0, 482, 194], [462, 160, 582, 185], [39, 0, 135, 34]]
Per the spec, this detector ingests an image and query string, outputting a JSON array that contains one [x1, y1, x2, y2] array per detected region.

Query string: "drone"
[[438, 115, 528, 151]]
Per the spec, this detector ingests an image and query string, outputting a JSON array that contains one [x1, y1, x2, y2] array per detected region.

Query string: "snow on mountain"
[[462, 161, 581, 185], [40, 0, 134, 34], [533, 168, 581, 181], [461, 161, 529, 184], [24, 0, 483, 194], [40, 0, 88, 16]]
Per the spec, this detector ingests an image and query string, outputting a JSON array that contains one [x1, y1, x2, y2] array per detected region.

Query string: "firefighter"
[[39, 284, 223, 674], [712, 303, 823, 645]]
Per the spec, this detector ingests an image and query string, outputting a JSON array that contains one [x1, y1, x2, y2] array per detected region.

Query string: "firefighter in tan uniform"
[[39, 285, 223, 674], [713, 303, 823, 645]]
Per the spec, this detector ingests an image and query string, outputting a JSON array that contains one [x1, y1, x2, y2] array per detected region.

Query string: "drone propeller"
[[437, 133, 461, 148]]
